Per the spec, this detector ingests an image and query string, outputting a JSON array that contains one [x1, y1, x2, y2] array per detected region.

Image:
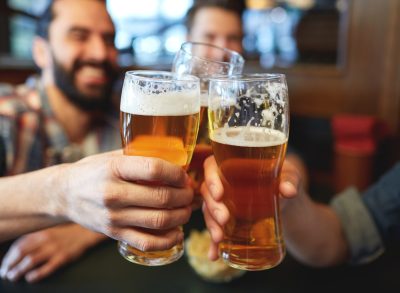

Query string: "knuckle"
[[102, 185, 123, 208], [57, 253, 68, 263], [104, 210, 120, 226], [135, 238, 154, 252], [145, 159, 163, 179], [153, 187, 171, 208], [104, 225, 121, 240], [108, 156, 122, 178], [24, 255, 34, 266], [39, 232, 52, 242], [150, 211, 169, 229], [13, 246, 24, 258]]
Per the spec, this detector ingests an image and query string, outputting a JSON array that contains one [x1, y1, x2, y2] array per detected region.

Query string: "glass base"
[[118, 241, 184, 266], [219, 245, 285, 271]]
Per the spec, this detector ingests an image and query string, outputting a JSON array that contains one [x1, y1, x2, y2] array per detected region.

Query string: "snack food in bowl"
[[185, 229, 246, 282]]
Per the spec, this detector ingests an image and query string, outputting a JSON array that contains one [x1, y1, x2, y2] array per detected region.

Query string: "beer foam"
[[121, 89, 200, 116], [200, 93, 208, 107], [211, 127, 287, 147]]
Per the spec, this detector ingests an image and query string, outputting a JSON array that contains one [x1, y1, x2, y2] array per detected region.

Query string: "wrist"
[[44, 163, 70, 221], [84, 230, 107, 248]]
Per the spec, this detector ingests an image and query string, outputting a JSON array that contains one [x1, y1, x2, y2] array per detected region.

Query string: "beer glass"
[[208, 74, 289, 271], [119, 70, 200, 266], [172, 42, 244, 193]]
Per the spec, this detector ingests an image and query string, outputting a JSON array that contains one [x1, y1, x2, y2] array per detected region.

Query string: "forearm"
[[282, 192, 349, 267], [0, 165, 67, 242]]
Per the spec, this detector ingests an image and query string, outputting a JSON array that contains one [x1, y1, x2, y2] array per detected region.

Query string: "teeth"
[[80, 67, 105, 78]]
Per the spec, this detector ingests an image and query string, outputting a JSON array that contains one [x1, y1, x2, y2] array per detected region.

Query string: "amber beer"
[[120, 112, 199, 168], [210, 126, 287, 270], [119, 71, 200, 266], [198, 93, 209, 144]]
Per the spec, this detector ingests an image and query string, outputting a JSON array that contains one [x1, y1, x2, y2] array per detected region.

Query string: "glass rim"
[[125, 70, 200, 83], [208, 73, 286, 82], [179, 41, 245, 66]]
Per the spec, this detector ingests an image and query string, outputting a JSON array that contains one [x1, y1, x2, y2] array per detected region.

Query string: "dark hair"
[[35, 1, 55, 39], [35, 0, 106, 39], [185, 0, 246, 32]]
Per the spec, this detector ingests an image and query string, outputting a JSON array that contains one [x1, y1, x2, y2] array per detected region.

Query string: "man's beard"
[[52, 56, 119, 112]]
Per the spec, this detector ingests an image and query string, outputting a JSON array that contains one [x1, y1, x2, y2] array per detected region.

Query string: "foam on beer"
[[211, 126, 287, 147], [121, 88, 200, 116], [200, 93, 208, 107]]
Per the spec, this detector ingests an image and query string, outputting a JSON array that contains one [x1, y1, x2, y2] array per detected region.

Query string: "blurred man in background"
[[186, 0, 245, 54]]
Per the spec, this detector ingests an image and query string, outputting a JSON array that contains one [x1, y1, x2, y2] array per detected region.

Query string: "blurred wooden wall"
[[281, 0, 400, 136]]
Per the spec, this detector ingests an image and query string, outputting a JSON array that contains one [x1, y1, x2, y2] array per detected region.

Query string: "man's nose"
[[85, 36, 108, 61], [214, 38, 229, 51]]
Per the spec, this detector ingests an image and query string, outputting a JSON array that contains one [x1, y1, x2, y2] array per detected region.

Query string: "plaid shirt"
[[0, 78, 120, 176]]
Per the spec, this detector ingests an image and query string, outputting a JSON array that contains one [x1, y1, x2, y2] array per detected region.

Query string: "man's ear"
[[32, 36, 51, 70]]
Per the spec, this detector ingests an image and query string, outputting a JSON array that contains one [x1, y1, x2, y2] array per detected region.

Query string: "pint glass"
[[208, 74, 289, 270], [119, 70, 200, 266], [172, 42, 244, 193]]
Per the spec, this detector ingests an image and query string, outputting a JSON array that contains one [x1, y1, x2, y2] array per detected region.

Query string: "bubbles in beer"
[[209, 79, 288, 133]]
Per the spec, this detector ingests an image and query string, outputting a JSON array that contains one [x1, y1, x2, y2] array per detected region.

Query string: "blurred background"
[[0, 0, 399, 199], [1, 0, 341, 68]]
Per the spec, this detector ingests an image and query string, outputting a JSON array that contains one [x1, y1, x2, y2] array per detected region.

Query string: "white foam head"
[[120, 71, 200, 116], [121, 90, 200, 116]]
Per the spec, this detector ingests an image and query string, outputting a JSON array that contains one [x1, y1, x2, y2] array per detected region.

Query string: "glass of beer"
[[208, 74, 289, 271], [172, 42, 244, 194], [119, 70, 200, 266]]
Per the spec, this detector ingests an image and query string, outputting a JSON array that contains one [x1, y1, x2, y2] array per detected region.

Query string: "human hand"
[[200, 156, 302, 260], [0, 224, 105, 283], [53, 150, 194, 253]]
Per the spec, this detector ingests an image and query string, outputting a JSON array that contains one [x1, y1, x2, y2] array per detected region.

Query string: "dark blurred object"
[[294, 8, 340, 64], [332, 114, 389, 193], [289, 115, 334, 202]]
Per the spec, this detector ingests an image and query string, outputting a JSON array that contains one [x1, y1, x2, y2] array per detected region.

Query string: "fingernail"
[[7, 270, 17, 281], [208, 249, 215, 260], [282, 181, 296, 195], [26, 272, 36, 283]]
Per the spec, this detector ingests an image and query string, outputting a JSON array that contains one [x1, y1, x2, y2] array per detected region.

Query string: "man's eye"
[[228, 36, 242, 42], [103, 35, 115, 46], [71, 32, 88, 41], [205, 34, 216, 41]]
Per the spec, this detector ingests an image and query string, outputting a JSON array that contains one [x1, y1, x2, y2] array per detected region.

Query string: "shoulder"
[[0, 82, 42, 121], [0, 84, 42, 142]]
